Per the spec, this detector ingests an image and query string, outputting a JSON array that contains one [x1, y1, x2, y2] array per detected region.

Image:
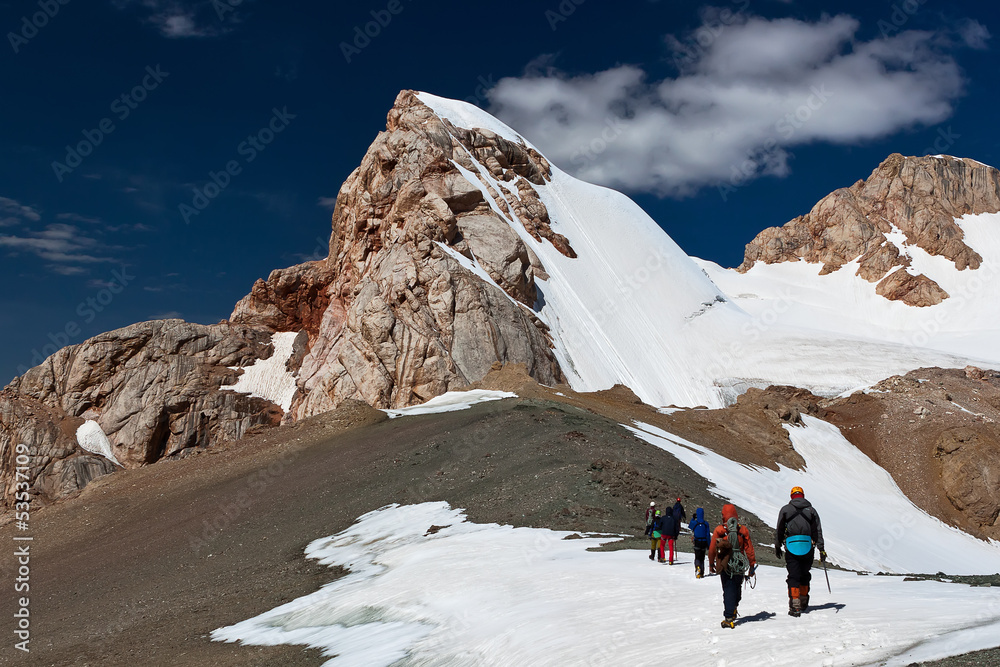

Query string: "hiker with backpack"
[[775, 486, 826, 617], [644, 501, 656, 538], [672, 497, 687, 526], [661, 504, 678, 564], [689, 507, 711, 578], [709, 504, 757, 628], [649, 510, 666, 561]]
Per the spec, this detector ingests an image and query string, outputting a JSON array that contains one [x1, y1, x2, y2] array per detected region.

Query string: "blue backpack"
[[691, 519, 710, 542]]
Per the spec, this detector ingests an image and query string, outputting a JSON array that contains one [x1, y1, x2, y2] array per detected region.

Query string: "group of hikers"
[[645, 486, 826, 628]]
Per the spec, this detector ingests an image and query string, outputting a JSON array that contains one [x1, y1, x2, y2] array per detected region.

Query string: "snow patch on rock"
[[221, 331, 299, 412], [382, 390, 517, 419], [75, 420, 122, 467]]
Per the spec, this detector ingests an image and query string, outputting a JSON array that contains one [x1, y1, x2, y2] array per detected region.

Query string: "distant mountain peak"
[[737, 153, 1000, 306]]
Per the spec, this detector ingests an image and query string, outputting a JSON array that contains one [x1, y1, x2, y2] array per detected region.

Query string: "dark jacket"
[[689, 508, 710, 546], [775, 497, 824, 552], [672, 501, 687, 527], [660, 512, 677, 539], [651, 514, 665, 536]]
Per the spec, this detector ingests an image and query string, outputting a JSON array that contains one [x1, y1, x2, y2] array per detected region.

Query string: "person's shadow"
[[737, 611, 776, 624], [804, 602, 846, 614]]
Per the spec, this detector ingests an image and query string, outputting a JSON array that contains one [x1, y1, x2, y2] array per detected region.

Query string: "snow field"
[[213, 502, 1000, 666], [416, 92, 997, 409], [626, 416, 1000, 575], [220, 331, 299, 412], [699, 211, 1000, 366], [382, 390, 518, 419]]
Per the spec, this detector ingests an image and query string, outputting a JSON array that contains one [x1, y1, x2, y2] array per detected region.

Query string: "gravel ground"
[[0, 395, 993, 665]]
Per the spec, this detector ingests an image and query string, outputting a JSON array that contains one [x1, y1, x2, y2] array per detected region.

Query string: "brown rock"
[[1, 320, 287, 511], [738, 154, 1000, 305], [824, 366, 1000, 540]]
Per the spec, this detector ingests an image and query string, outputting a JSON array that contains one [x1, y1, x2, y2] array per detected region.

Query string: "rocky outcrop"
[[738, 154, 1000, 306], [823, 367, 1000, 540], [238, 91, 566, 418], [1, 320, 286, 511]]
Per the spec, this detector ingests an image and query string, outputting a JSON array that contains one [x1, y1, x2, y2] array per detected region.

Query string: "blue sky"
[[1, 0, 997, 383]]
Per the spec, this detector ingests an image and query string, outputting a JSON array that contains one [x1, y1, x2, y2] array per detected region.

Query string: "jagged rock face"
[[236, 91, 566, 417], [1, 320, 284, 510], [231, 261, 333, 337], [738, 154, 1000, 306]]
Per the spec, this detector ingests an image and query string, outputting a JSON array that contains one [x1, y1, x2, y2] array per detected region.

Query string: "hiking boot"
[[721, 616, 736, 629], [789, 598, 802, 617], [801, 586, 810, 610], [649, 554, 654, 561], [658, 558, 666, 563]]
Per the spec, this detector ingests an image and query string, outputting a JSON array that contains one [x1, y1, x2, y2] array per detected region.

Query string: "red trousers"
[[667, 538, 676, 563]]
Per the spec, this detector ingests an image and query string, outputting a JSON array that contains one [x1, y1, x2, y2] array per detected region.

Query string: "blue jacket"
[[689, 508, 710, 545]]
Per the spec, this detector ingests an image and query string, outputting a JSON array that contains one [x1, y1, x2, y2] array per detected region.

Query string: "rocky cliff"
[[0, 320, 286, 510], [233, 90, 565, 419], [738, 154, 1000, 306], [1, 91, 569, 512]]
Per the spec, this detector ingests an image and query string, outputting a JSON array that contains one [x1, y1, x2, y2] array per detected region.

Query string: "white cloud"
[[113, 0, 229, 39], [957, 19, 991, 50], [0, 223, 113, 267], [316, 196, 338, 209], [0, 196, 41, 226], [488, 15, 978, 197]]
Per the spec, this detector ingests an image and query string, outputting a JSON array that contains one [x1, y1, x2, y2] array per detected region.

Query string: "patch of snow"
[[383, 390, 517, 419], [221, 332, 299, 412], [657, 406, 685, 415], [626, 416, 1000, 575], [213, 502, 1000, 666], [75, 420, 122, 467]]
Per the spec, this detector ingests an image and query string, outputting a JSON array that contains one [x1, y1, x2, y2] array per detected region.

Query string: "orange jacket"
[[708, 504, 756, 573]]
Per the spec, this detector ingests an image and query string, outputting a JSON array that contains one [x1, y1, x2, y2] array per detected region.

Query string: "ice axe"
[[822, 552, 831, 593]]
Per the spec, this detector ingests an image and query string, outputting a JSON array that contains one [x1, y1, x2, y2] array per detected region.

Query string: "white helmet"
[[649, 501, 656, 506]]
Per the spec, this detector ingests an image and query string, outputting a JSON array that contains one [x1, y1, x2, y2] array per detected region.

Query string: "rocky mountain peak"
[[233, 90, 567, 419], [737, 153, 1000, 306]]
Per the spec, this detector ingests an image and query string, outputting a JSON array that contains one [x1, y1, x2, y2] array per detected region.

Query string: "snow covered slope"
[[214, 502, 1000, 666], [700, 210, 1000, 365], [627, 416, 1000, 575], [416, 93, 995, 408]]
